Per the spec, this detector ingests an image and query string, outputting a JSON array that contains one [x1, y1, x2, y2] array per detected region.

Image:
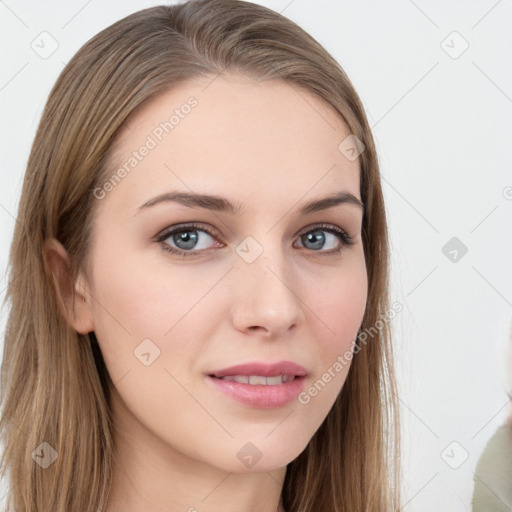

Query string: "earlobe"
[[42, 238, 95, 334]]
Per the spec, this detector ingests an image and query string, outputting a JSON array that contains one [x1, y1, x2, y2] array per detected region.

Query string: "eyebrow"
[[136, 190, 364, 216]]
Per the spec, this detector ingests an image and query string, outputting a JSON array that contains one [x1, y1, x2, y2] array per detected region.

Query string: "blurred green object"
[[472, 423, 512, 511]]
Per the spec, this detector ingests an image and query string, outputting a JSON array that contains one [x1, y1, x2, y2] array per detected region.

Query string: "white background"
[[1, 1, 511, 510]]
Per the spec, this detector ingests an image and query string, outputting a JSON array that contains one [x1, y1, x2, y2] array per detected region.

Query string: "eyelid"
[[296, 222, 354, 241], [155, 222, 218, 241]]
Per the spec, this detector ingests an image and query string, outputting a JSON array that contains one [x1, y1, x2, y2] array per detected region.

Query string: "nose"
[[230, 245, 303, 338]]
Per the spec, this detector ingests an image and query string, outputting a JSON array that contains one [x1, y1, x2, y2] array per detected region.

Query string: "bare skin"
[[45, 73, 367, 512]]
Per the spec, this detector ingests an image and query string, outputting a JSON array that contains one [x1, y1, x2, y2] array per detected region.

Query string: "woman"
[[0, 1, 401, 510]]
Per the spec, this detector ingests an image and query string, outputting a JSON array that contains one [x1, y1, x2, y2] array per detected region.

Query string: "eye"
[[156, 223, 221, 256], [155, 222, 355, 257], [295, 223, 354, 254]]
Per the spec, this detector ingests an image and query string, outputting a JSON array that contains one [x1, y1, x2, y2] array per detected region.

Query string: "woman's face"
[[82, 74, 367, 472]]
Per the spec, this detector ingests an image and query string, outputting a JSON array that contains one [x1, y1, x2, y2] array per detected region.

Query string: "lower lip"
[[205, 375, 307, 409]]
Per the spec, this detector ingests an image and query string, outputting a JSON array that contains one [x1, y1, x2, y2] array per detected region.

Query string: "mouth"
[[205, 361, 308, 409]]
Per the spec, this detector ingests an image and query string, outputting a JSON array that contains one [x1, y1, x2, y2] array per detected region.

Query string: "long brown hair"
[[0, 1, 401, 510]]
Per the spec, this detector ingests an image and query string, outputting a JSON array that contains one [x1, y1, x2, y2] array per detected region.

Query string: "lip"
[[205, 360, 308, 409]]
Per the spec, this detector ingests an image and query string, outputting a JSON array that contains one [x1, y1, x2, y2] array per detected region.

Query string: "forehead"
[[101, 74, 361, 214]]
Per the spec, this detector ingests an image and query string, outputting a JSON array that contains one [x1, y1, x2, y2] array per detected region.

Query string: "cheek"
[[86, 245, 224, 378], [289, 257, 367, 449], [312, 256, 368, 349], [301, 253, 367, 397], [89, 241, 189, 328], [319, 275, 366, 328]]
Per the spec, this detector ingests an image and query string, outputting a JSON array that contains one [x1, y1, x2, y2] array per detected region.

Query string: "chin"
[[222, 434, 310, 473]]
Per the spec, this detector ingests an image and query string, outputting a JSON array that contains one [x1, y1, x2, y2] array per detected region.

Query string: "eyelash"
[[155, 222, 355, 257]]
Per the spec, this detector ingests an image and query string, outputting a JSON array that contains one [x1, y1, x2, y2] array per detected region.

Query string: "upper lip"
[[208, 361, 308, 378]]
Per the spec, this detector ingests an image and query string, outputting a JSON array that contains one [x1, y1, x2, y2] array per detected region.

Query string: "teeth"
[[218, 375, 295, 385], [250, 375, 267, 385], [264, 376, 282, 385]]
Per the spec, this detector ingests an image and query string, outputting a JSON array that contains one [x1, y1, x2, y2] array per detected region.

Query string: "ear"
[[42, 238, 95, 334]]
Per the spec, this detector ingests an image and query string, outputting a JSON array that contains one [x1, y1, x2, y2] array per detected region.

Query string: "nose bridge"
[[230, 234, 302, 335]]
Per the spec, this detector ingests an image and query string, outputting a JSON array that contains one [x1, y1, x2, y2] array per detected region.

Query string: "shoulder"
[[472, 424, 512, 511]]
